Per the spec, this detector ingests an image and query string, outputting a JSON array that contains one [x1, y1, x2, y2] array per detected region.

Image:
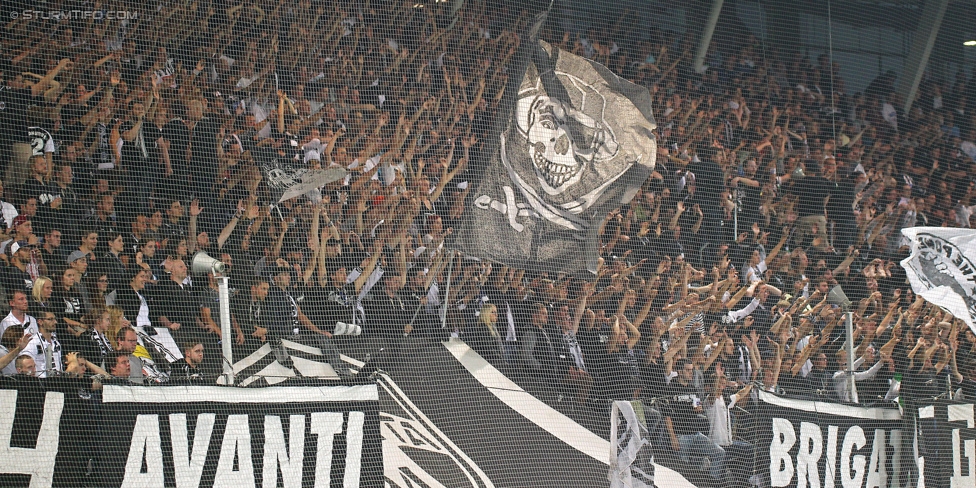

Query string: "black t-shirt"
[[21, 177, 62, 230], [196, 285, 220, 315], [52, 286, 86, 326], [58, 328, 88, 363], [56, 183, 82, 228], [161, 119, 190, 163], [640, 360, 668, 400], [827, 178, 857, 221], [169, 358, 210, 382], [3, 265, 34, 292], [684, 160, 725, 212], [85, 122, 116, 170], [0, 86, 32, 147], [304, 284, 355, 331], [791, 176, 831, 217], [86, 214, 119, 238], [737, 172, 766, 218], [231, 294, 267, 333], [159, 219, 186, 246], [119, 121, 153, 169], [578, 325, 611, 377], [666, 380, 706, 435], [364, 290, 409, 336], [603, 349, 641, 400], [21, 177, 61, 207], [857, 365, 894, 402], [265, 286, 299, 337], [189, 117, 220, 185]]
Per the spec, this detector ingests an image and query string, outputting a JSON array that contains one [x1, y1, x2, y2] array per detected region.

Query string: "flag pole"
[[440, 250, 457, 333]]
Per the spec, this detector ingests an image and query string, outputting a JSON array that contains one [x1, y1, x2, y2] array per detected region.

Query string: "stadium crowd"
[[1, 0, 976, 484]]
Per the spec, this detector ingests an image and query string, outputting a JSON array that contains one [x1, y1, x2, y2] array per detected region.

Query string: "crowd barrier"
[[3, 376, 974, 487]]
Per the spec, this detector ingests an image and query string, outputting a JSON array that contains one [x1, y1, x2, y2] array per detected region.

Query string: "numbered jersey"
[[28, 126, 57, 156]]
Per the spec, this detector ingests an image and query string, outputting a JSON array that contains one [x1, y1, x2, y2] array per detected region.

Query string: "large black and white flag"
[[459, 26, 656, 274], [901, 227, 976, 332]]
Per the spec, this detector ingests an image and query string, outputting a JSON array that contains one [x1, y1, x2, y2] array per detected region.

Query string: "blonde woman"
[[105, 306, 131, 348], [468, 303, 505, 364], [31, 276, 54, 313]]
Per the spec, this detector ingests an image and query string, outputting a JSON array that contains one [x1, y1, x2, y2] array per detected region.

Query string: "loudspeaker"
[[190, 251, 226, 276], [826, 285, 851, 311]]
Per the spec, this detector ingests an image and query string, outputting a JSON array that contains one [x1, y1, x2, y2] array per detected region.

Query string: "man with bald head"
[[155, 259, 200, 344]]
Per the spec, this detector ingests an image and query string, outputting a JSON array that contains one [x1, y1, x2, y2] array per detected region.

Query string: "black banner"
[[756, 391, 907, 488], [0, 377, 95, 488], [0, 380, 382, 488], [916, 401, 976, 487]]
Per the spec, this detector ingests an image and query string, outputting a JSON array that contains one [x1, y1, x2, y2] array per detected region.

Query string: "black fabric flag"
[[459, 35, 656, 274]]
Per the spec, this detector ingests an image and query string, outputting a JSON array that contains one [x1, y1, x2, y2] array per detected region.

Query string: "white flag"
[[900, 227, 976, 332], [609, 400, 655, 488]]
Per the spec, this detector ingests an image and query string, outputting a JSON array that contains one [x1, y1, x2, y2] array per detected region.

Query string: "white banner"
[[900, 227, 976, 332], [609, 400, 655, 488]]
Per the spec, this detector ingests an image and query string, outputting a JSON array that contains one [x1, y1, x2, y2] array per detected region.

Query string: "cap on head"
[[66, 250, 87, 264], [8, 241, 29, 256], [10, 215, 28, 229]]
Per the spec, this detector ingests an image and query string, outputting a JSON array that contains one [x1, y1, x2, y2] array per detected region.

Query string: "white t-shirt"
[[705, 393, 742, 447], [136, 291, 151, 327], [0, 345, 16, 375], [22, 332, 62, 378], [0, 201, 17, 229], [0, 311, 38, 338]]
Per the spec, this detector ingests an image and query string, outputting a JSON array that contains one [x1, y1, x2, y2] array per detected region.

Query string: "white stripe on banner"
[[103, 384, 378, 403], [442, 339, 699, 488], [375, 372, 495, 487], [281, 338, 322, 355], [758, 389, 903, 420], [232, 343, 274, 373], [442, 340, 607, 459]]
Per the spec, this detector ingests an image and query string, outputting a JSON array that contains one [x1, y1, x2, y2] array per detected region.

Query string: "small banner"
[[900, 227, 976, 332], [260, 158, 347, 203], [756, 390, 905, 488], [609, 400, 655, 488]]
